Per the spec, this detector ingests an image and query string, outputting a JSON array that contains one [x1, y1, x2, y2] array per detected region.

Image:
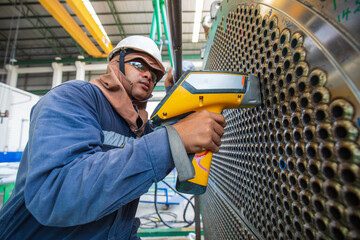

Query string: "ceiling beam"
[[2, 40, 207, 50], [0, 31, 205, 38], [0, 31, 27, 57], [106, 0, 126, 39], [0, 21, 205, 31], [0, 10, 211, 20], [0, 2, 38, 6], [14, 54, 202, 66], [38, 0, 106, 57], [65, 0, 113, 54], [7, 0, 67, 57], [6, 1, 87, 58]]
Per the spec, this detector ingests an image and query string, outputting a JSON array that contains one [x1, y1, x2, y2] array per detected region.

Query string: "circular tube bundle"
[[200, 1, 360, 239]]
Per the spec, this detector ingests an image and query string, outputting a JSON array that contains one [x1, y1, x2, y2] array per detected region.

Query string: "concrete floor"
[[136, 195, 196, 229], [136, 183, 204, 239]]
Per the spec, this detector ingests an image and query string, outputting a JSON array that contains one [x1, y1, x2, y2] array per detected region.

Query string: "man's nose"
[[141, 70, 153, 82]]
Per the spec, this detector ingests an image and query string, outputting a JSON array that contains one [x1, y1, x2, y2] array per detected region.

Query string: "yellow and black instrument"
[[151, 70, 261, 194]]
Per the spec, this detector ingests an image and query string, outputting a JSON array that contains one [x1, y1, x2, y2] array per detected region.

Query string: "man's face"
[[124, 59, 157, 101]]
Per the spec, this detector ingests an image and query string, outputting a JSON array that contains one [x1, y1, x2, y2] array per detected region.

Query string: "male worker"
[[0, 35, 225, 239]]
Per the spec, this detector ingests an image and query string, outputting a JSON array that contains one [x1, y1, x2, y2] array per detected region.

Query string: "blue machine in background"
[[0, 152, 22, 163], [140, 169, 185, 207]]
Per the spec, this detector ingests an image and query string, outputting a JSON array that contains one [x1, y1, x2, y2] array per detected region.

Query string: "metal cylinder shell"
[[201, 1, 360, 239]]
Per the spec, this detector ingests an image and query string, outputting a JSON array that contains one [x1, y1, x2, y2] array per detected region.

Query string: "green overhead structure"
[[14, 55, 200, 66], [106, 0, 126, 39], [7, 0, 85, 58], [150, 0, 173, 66]]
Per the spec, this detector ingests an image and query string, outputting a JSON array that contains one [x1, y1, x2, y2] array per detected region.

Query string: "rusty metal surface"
[[200, 0, 360, 239]]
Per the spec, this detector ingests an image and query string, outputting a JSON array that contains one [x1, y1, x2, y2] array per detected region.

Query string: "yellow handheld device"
[[151, 70, 261, 194]]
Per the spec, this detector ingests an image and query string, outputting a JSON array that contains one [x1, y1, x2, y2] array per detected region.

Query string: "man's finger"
[[213, 121, 225, 138], [210, 142, 220, 153], [208, 112, 226, 127], [212, 132, 222, 147]]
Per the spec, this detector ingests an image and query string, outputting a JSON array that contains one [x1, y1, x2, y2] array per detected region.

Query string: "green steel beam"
[[0, 35, 207, 42], [8, 0, 64, 57], [0, 10, 210, 20], [97, 10, 211, 15], [137, 228, 203, 237], [69, 39, 87, 58], [154, 85, 165, 91], [150, 11, 157, 40], [27, 89, 50, 95], [153, 0, 162, 43], [0, 21, 199, 31], [7, 51, 202, 59], [106, 0, 126, 39], [160, 0, 173, 66], [1, 45, 88, 54], [7, 0, 87, 58], [0, 23, 198, 33], [0, 2, 37, 6], [16, 58, 106, 65], [150, 0, 173, 65], [104, 21, 200, 26], [0, 31, 26, 57], [14, 54, 201, 65], [0, 41, 6, 48]]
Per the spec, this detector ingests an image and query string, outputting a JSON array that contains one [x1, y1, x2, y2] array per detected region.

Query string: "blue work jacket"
[[0, 80, 175, 239]]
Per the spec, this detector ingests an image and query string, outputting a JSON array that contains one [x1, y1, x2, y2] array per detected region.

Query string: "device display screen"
[[183, 72, 247, 93]]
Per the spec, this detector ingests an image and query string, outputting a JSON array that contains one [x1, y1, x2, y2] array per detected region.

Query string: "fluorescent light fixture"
[[82, 0, 111, 46], [192, 0, 204, 43]]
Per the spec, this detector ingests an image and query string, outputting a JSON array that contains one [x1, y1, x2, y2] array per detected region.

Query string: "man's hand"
[[172, 110, 226, 153], [164, 67, 175, 88]]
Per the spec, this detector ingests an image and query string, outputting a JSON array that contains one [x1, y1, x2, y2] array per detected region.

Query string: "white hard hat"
[[108, 35, 163, 64]]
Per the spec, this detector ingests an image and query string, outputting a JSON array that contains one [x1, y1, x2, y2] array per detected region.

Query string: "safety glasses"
[[127, 61, 158, 84]]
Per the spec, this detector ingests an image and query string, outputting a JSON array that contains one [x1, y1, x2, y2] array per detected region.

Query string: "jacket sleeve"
[[24, 82, 175, 227]]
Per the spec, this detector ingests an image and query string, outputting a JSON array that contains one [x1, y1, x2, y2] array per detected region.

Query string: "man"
[[0, 36, 225, 239]]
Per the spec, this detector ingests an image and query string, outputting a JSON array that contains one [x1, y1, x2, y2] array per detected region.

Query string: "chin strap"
[[119, 49, 126, 75], [118, 49, 134, 86]]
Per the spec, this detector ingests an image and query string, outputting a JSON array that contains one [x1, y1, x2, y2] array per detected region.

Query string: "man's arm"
[[24, 81, 224, 228], [24, 82, 174, 227]]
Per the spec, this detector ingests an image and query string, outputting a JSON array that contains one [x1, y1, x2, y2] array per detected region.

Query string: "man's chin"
[[132, 92, 150, 102], [132, 84, 152, 100]]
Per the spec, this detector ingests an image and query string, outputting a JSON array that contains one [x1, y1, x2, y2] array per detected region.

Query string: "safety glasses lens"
[[128, 61, 157, 83], [129, 62, 145, 71]]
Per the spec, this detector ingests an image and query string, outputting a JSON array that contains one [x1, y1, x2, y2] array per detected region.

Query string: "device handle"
[[187, 150, 213, 186]]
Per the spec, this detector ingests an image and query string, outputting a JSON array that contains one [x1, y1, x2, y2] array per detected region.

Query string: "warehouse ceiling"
[[0, 0, 216, 69]]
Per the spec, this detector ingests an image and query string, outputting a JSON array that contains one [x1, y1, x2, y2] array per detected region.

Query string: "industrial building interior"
[[0, 0, 360, 239]]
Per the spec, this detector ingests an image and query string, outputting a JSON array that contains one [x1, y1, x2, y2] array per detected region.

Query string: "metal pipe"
[[312, 194, 326, 212], [154, 0, 162, 44], [150, 12, 157, 40], [166, 0, 182, 81], [160, 1, 174, 65], [194, 195, 201, 240]]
